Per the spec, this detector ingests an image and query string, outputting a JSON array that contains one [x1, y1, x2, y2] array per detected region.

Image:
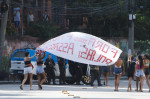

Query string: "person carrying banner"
[[36, 52, 46, 90], [58, 57, 66, 85], [20, 52, 36, 90], [114, 58, 125, 91], [44, 54, 56, 85]]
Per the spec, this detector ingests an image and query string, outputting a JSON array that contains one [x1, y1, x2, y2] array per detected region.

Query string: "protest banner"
[[36, 32, 122, 66]]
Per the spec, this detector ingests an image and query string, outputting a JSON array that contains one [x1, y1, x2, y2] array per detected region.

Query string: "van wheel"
[[82, 75, 91, 85], [65, 78, 76, 84]]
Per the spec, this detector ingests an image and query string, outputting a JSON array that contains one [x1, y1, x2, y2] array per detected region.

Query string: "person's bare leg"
[[115, 75, 117, 90], [40, 72, 46, 88], [116, 74, 121, 91], [146, 75, 150, 89], [29, 73, 33, 90], [128, 77, 131, 91], [106, 72, 109, 86], [37, 74, 41, 90], [21, 74, 28, 86], [136, 77, 139, 92], [140, 77, 143, 92], [20, 74, 28, 90], [128, 77, 132, 91]]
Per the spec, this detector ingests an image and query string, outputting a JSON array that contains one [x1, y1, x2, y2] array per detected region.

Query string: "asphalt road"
[[0, 79, 150, 99]]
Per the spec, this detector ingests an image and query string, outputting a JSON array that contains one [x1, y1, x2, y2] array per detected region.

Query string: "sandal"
[[39, 85, 42, 90], [20, 85, 23, 90]]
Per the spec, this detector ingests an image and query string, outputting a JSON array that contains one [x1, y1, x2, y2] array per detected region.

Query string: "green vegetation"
[[26, 21, 62, 40]]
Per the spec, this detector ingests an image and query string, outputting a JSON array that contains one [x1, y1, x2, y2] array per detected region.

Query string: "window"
[[13, 51, 25, 58]]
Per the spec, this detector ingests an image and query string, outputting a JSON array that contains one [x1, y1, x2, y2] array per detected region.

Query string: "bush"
[[26, 21, 62, 40], [0, 56, 10, 80], [0, 70, 9, 80]]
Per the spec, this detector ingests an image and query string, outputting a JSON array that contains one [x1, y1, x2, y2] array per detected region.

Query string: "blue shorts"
[[36, 66, 44, 74], [136, 70, 144, 77], [145, 68, 149, 75], [14, 21, 20, 28], [114, 68, 122, 75], [103, 66, 109, 72]]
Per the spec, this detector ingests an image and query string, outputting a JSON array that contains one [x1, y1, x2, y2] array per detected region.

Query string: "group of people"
[[127, 54, 150, 92], [89, 53, 150, 92], [20, 52, 67, 90], [19, 51, 150, 92], [13, 8, 49, 33], [20, 52, 46, 90]]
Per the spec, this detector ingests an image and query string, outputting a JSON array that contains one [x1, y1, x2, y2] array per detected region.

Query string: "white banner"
[[36, 32, 122, 66]]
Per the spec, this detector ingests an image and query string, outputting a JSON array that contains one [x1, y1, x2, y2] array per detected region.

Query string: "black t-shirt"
[[45, 58, 55, 70], [128, 61, 135, 75]]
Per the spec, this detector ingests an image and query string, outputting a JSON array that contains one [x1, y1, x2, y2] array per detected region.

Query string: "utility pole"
[[21, 0, 24, 36], [0, 0, 9, 70], [128, 0, 135, 54]]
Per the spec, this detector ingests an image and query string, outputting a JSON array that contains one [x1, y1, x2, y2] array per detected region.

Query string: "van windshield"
[[13, 51, 25, 58]]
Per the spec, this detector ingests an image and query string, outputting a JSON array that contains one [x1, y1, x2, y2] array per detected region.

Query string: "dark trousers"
[[46, 69, 55, 84], [75, 67, 82, 84], [59, 65, 66, 84], [90, 70, 101, 85]]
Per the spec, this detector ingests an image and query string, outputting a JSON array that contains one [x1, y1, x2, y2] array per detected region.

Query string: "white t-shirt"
[[14, 11, 20, 21], [28, 14, 34, 22]]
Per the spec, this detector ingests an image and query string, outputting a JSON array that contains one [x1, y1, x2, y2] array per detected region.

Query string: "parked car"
[[10, 48, 91, 84]]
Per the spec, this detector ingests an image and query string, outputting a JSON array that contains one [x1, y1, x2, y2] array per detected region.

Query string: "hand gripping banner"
[[36, 32, 122, 66]]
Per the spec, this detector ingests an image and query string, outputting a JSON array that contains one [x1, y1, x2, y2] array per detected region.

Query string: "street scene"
[[0, 79, 150, 99], [0, 0, 150, 99]]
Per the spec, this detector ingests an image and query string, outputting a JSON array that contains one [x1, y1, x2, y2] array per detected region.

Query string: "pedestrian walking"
[[90, 65, 102, 86], [20, 52, 36, 90], [135, 55, 144, 92], [36, 52, 46, 90], [44, 54, 56, 85], [58, 57, 66, 85], [143, 54, 150, 92], [75, 63, 83, 85], [114, 58, 125, 91], [102, 66, 111, 86], [127, 55, 135, 92]]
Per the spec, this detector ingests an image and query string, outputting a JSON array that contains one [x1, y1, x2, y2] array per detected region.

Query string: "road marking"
[[74, 96, 80, 98], [93, 87, 97, 88], [68, 94, 74, 96]]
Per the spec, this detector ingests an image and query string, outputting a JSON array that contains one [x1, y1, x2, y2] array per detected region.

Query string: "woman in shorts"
[[20, 52, 36, 90], [127, 55, 135, 92], [143, 54, 150, 92], [114, 58, 125, 91], [135, 55, 144, 92], [103, 66, 111, 86], [36, 52, 46, 90]]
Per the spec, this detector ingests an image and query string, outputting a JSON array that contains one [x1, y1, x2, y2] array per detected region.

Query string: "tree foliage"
[[26, 21, 61, 40]]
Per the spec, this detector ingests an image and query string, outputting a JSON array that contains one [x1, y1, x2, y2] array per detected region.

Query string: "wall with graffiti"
[[2, 36, 41, 56]]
